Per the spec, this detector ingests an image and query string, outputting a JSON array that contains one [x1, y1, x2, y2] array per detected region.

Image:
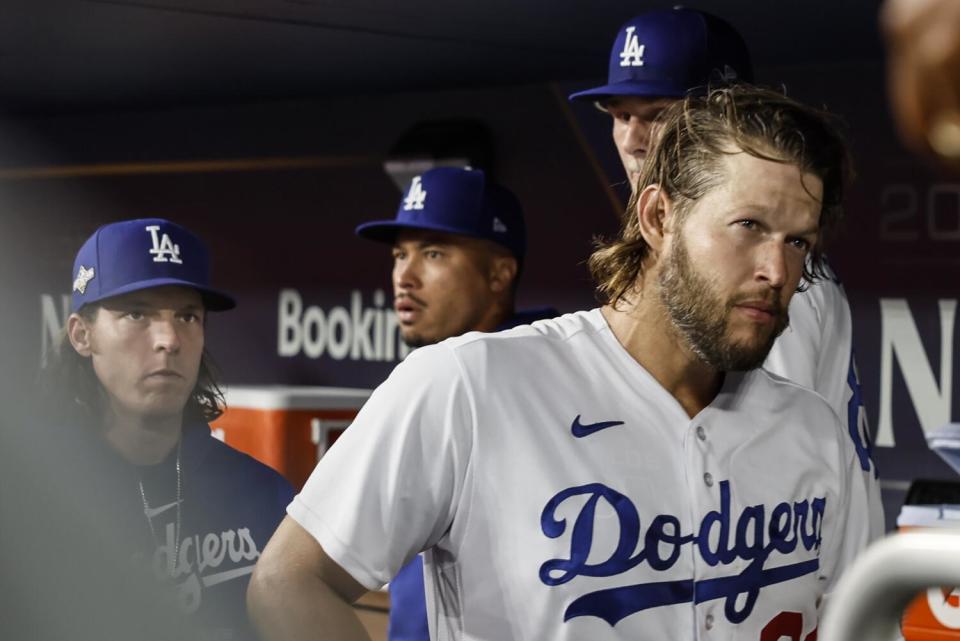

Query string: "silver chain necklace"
[[138, 438, 182, 567]]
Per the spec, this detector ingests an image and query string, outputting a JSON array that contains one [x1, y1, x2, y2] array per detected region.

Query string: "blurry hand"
[[882, 0, 960, 168]]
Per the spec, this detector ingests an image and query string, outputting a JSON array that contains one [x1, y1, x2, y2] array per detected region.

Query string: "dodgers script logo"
[[403, 176, 428, 211], [540, 480, 826, 626], [151, 522, 261, 613], [619, 26, 645, 67], [146, 224, 183, 264]]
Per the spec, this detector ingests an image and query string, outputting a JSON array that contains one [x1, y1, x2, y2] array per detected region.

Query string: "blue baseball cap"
[[569, 8, 753, 102], [356, 167, 526, 259], [70, 218, 236, 313]]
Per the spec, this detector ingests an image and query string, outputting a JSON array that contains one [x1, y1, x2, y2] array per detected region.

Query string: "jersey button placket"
[[687, 415, 713, 634], [696, 424, 713, 486], [692, 419, 717, 639]]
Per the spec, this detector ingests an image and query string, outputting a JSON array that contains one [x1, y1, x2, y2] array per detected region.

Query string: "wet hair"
[[589, 84, 853, 306], [42, 303, 225, 428]]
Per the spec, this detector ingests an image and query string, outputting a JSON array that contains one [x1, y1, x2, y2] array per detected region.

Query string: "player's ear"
[[488, 255, 518, 294], [67, 312, 94, 357], [636, 184, 672, 253]]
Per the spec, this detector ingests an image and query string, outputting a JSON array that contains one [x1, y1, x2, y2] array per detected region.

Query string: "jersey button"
[[704, 472, 714, 487], [696, 425, 706, 441], [705, 614, 714, 630]]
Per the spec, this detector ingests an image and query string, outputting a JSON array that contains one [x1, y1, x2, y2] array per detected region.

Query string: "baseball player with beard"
[[569, 7, 884, 538], [249, 86, 874, 641]]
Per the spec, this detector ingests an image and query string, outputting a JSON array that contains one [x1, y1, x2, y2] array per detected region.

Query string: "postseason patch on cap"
[[72, 265, 95, 294]]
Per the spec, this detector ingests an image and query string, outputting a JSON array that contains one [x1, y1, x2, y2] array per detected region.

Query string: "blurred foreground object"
[[896, 480, 960, 641], [882, 0, 960, 168], [820, 530, 960, 641], [822, 423, 960, 641]]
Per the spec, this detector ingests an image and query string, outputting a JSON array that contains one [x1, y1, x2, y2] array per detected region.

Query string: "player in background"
[[569, 7, 883, 537], [248, 86, 874, 641], [356, 166, 556, 348], [355, 165, 557, 641], [45, 218, 293, 641]]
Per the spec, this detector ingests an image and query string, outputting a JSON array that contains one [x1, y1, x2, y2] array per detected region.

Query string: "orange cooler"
[[212, 385, 372, 490], [902, 585, 960, 641]]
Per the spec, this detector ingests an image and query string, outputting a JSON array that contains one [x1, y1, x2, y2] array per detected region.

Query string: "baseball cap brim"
[[80, 277, 236, 312], [569, 79, 692, 102], [356, 219, 499, 248]]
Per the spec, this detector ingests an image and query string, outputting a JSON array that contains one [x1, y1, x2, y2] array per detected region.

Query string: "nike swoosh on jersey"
[[571, 415, 625, 438], [144, 500, 182, 519]]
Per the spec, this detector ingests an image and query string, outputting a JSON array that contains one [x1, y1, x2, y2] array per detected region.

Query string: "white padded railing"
[[820, 530, 960, 641]]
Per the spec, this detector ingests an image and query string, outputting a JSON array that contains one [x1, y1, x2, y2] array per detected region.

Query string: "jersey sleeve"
[[817, 406, 876, 615], [767, 270, 885, 540], [287, 344, 475, 590], [767, 274, 845, 408], [843, 356, 886, 540], [807, 277, 885, 541]]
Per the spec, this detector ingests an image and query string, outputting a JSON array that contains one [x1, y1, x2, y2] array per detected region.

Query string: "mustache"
[[395, 292, 428, 308], [730, 292, 786, 315]]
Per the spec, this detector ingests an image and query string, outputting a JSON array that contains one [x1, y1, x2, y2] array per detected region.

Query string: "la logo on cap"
[[403, 176, 428, 211], [146, 224, 183, 264], [720, 64, 739, 81], [619, 26, 645, 67]]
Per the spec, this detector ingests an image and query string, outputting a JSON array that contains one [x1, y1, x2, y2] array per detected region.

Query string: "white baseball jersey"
[[290, 309, 873, 641], [764, 269, 885, 539]]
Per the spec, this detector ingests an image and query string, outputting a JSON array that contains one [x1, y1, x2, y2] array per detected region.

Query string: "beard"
[[400, 329, 432, 349], [657, 234, 790, 371]]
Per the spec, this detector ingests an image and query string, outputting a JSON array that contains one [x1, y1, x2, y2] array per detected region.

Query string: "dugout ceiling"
[[1, 0, 883, 113]]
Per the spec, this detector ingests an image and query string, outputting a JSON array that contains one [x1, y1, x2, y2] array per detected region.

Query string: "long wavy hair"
[[589, 85, 853, 307], [42, 304, 226, 428]]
